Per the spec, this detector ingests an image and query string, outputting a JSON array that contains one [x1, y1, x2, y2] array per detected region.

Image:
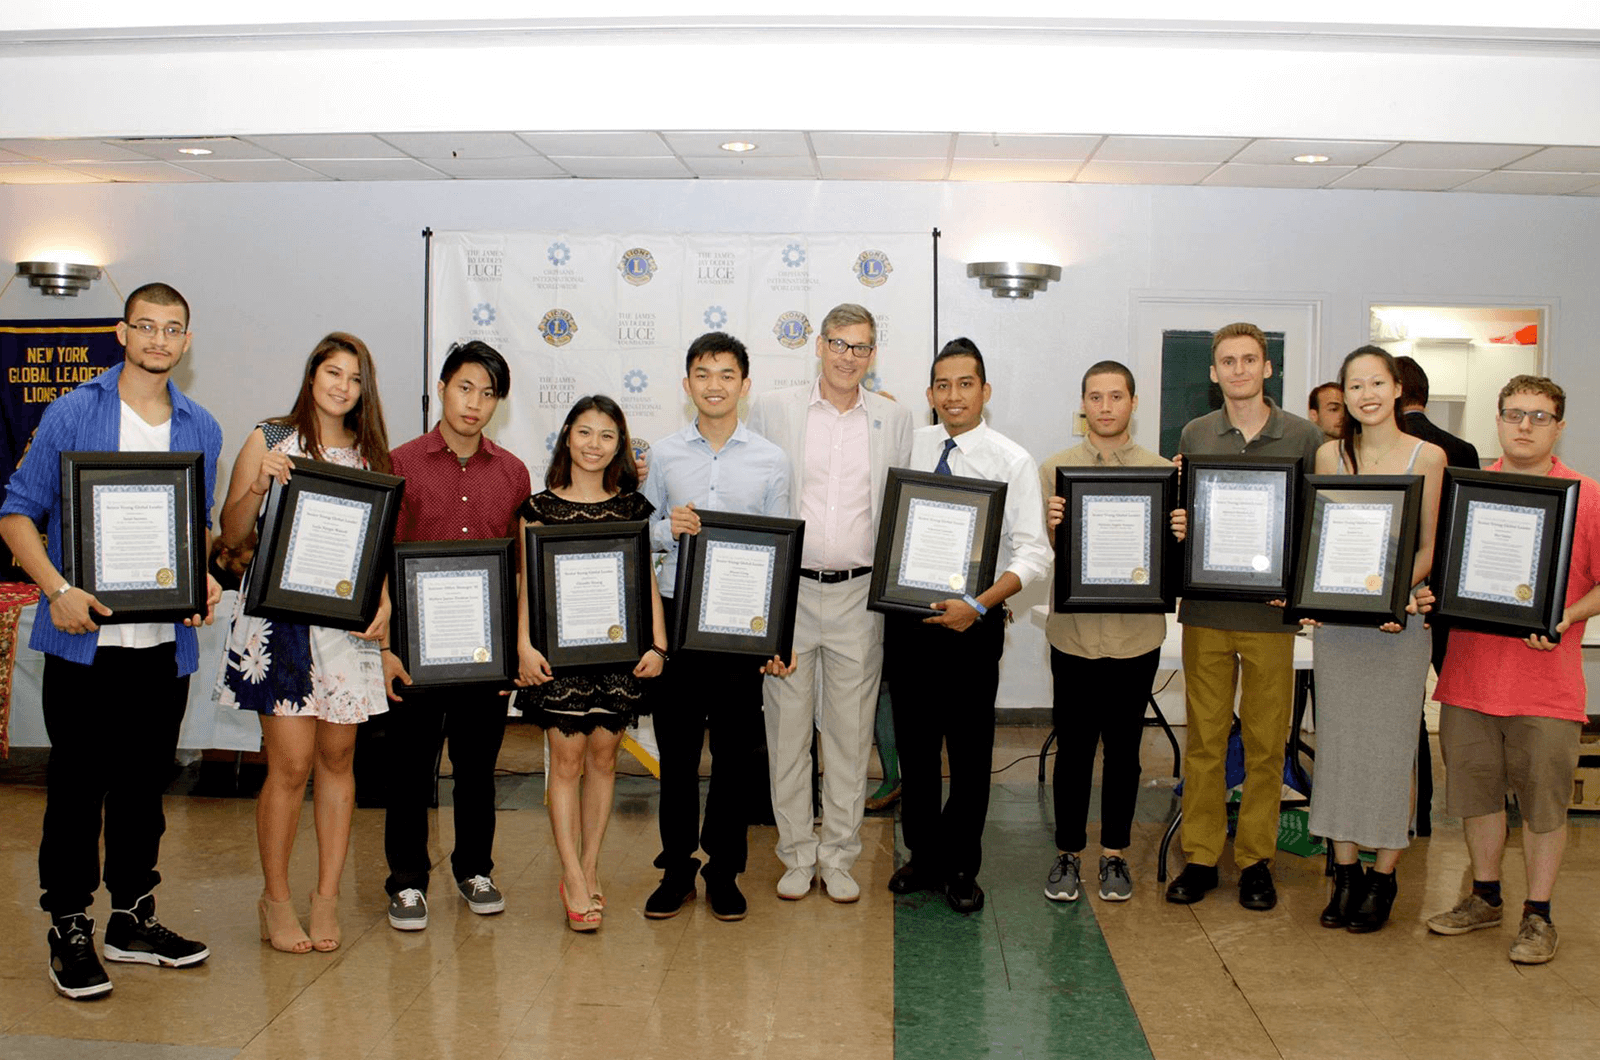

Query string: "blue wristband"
[[961, 593, 988, 616]]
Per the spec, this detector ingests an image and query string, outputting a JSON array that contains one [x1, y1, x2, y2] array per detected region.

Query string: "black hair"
[[123, 282, 189, 328], [439, 340, 511, 398], [1081, 360, 1136, 397], [685, 332, 749, 379], [930, 337, 985, 387], [546, 394, 638, 494]]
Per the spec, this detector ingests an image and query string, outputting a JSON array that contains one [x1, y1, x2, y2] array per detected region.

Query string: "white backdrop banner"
[[427, 231, 934, 485]]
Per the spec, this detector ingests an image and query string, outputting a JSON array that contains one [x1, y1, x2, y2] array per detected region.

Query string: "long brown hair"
[[546, 395, 637, 494], [272, 332, 392, 474], [1338, 344, 1403, 474]]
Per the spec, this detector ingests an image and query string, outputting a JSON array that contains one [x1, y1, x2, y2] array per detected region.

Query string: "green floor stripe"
[[893, 784, 1155, 1060]]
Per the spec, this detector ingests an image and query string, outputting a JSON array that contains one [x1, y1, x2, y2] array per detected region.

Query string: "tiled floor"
[[1, 723, 1598, 1059]]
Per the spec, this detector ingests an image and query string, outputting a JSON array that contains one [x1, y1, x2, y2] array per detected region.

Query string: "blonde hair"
[[1498, 375, 1565, 421], [1211, 322, 1267, 360]]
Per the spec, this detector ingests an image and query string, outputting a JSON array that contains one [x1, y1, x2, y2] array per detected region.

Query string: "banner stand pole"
[[420, 227, 434, 433], [929, 227, 942, 425]]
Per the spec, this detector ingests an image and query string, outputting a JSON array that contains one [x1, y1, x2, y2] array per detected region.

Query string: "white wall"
[[4, 177, 1598, 710]]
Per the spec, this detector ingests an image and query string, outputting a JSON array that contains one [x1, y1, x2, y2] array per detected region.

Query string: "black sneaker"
[[103, 894, 210, 967], [706, 876, 748, 922], [47, 915, 113, 1000], [644, 863, 699, 920]]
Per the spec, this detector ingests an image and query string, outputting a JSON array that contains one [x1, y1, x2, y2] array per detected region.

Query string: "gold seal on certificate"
[[1516, 583, 1533, 602], [472, 646, 490, 663], [948, 573, 965, 591], [1131, 567, 1148, 585], [155, 567, 175, 587], [750, 616, 766, 633], [607, 624, 624, 642], [1365, 573, 1382, 592], [335, 579, 353, 598]]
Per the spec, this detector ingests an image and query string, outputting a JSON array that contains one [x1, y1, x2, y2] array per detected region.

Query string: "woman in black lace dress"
[[516, 395, 666, 930]]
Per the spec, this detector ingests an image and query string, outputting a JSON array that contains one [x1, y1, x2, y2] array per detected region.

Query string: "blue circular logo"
[[773, 311, 812, 350], [703, 305, 728, 330], [547, 242, 571, 267], [618, 247, 657, 286], [545, 430, 558, 453], [471, 302, 496, 327], [854, 250, 892, 288], [538, 308, 577, 347], [782, 243, 806, 269], [623, 368, 648, 394]]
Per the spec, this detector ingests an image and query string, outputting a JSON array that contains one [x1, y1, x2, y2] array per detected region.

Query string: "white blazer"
[[746, 382, 914, 531]]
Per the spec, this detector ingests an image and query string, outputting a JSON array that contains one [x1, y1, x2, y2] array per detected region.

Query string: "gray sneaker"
[[1509, 913, 1558, 964], [1044, 852, 1081, 902], [1425, 893, 1503, 935], [1098, 856, 1133, 902], [387, 888, 429, 931], [456, 875, 505, 915]]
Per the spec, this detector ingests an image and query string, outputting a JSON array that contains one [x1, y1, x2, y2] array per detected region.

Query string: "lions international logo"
[[781, 243, 806, 269], [623, 368, 648, 394], [618, 247, 657, 286], [854, 250, 892, 288], [471, 302, 496, 327], [703, 305, 728, 330], [547, 241, 571, 267], [539, 308, 578, 347], [773, 311, 812, 350]]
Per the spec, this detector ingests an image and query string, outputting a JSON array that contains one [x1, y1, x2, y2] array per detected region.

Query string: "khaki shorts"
[[1439, 704, 1581, 833]]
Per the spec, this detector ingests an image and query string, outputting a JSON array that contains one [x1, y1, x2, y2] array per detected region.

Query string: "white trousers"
[[762, 576, 882, 872]]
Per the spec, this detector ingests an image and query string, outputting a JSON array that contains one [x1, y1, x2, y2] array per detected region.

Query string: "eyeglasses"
[[126, 322, 186, 339], [825, 336, 876, 359], [1499, 408, 1559, 427]]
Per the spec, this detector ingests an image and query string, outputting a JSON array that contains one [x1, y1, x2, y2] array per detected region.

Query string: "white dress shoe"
[[776, 866, 815, 900], [821, 867, 860, 903]]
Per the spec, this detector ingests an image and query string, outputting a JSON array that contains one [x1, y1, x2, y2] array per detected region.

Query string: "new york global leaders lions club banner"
[[427, 232, 933, 488], [0, 319, 123, 577]]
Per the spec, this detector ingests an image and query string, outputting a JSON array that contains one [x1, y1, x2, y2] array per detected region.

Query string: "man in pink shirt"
[[1426, 376, 1600, 965]]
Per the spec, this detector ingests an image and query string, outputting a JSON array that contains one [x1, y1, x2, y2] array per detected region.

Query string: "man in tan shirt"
[[1039, 360, 1184, 903]]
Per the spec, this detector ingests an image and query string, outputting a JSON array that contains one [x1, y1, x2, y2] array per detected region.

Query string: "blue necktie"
[[934, 437, 957, 476]]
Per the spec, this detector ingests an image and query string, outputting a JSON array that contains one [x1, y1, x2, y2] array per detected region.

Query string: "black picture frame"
[[1181, 455, 1302, 602], [1288, 475, 1424, 626], [390, 539, 517, 689], [868, 467, 1008, 617], [1053, 465, 1179, 613], [60, 451, 207, 624], [670, 510, 804, 659], [243, 457, 405, 632], [1431, 467, 1579, 641], [526, 520, 652, 671]]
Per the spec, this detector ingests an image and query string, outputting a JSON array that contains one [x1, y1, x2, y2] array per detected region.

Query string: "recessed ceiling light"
[[178, 147, 213, 156], [719, 141, 757, 153], [1292, 153, 1330, 164]]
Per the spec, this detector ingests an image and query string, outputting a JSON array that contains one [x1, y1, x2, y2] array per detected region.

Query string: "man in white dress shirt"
[[883, 338, 1051, 913], [746, 303, 913, 903]]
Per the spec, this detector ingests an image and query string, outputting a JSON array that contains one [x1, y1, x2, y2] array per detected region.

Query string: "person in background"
[[1307, 382, 1344, 442]]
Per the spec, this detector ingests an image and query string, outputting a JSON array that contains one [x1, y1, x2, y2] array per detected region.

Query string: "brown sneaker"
[[1508, 914, 1557, 964], [1425, 893, 1503, 935]]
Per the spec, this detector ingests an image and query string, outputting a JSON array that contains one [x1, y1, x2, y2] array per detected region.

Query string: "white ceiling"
[[6, 6, 1600, 196]]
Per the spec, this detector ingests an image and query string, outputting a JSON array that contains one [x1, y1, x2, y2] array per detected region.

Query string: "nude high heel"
[[258, 895, 312, 954], [308, 891, 341, 952]]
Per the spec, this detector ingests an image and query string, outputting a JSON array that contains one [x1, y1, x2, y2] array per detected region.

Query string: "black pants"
[[884, 609, 1005, 880], [383, 685, 509, 894], [653, 596, 765, 881], [39, 645, 189, 917], [1049, 647, 1160, 853]]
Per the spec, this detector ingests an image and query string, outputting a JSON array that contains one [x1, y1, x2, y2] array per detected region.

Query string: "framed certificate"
[[670, 510, 804, 658], [1431, 467, 1579, 641], [1054, 465, 1178, 613], [868, 467, 1007, 617], [526, 520, 653, 670], [390, 539, 517, 688], [60, 451, 207, 623], [244, 458, 405, 631], [1288, 475, 1423, 626], [1181, 455, 1302, 602]]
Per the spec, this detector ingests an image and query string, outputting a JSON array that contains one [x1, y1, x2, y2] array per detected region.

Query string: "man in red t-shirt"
[[1427, 375, 1600, 965]]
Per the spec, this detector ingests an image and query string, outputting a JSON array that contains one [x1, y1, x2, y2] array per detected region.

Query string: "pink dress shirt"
[[799, 381, 874, 571]]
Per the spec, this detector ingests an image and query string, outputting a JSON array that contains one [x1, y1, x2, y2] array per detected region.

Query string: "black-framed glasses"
[[125, 322, 186, 339], [825, 336, 876, 359], [1499, 408, 1559, 426]]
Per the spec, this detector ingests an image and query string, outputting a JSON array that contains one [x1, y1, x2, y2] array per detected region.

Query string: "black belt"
[[799, 566, 872, 584]]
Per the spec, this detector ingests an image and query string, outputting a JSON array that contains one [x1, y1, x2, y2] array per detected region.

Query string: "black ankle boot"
[[1319, 863, 1365, 929], [1347, 869, 1397, 934]]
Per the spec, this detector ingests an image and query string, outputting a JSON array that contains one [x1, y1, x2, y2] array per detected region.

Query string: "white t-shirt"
[[107, 400, 177, 649]]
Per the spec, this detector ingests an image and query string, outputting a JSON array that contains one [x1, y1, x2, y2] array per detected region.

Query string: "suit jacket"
[[1401, 409, 1480, 469], [746, 382, 914, 532]]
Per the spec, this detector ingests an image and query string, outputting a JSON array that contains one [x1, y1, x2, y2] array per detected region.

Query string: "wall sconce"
[[16, 261, 102, 297], [965, 261, 1062, 299]]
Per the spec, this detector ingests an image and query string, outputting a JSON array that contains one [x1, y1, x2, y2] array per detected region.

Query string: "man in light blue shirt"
[[641, 332, 790, 921]]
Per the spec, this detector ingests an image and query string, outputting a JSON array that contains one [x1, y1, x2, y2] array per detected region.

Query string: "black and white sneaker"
[[388, 887, 430, 930], [456, 875, 506, 915], [48, 914, 113, 999], [103, 893, 210, 967]]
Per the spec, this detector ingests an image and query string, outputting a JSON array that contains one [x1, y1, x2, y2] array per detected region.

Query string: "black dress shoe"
[[945, 873, 985, 914], [705, 876, 748, 922], [1164, 863, 1219, 905], [1347, 869, 1396, 934], [887, 862, 940, 895], [644, 860, 700, 920], [1238, 860, 1277, 911], [1320, 863, 1366, 929]]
